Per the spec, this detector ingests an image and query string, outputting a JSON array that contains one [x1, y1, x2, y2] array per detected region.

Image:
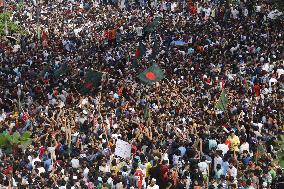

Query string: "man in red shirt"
[[3, 162, 13, 176], [159, 160, 169, 188], [254, 83, 260, 97], [134, 167, 145, 188]]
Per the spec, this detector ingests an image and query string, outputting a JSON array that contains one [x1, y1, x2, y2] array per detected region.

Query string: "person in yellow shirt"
[[110, 159, 120, 174], [227, 131, 240, 152], [145, 161, 152, 179]]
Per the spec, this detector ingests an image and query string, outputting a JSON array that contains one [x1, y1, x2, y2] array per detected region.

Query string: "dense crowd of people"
[[0, 0, 284, 188]]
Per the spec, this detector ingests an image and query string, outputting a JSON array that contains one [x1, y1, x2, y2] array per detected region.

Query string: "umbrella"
[[170, 40, 188, 46]]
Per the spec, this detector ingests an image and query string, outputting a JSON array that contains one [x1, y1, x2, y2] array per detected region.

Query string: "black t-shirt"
[[190, 171, 203, 186], [187, 147, 197, 158], [149, 165, 160, 179], [177, 182, 186, 189]]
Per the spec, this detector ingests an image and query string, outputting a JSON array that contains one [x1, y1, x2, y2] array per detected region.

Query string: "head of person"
[[150, 178, 156, 186], [230, 130, 235, 137]]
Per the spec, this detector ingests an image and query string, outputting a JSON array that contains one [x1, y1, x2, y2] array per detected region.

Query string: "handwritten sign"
[[114, 139, 131, 159]]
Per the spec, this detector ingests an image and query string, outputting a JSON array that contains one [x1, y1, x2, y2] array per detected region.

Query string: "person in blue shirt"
[[178, 145, 186, 157], [241, 150, 252, 166], [187, 48, 195, 56], [44, 153, 52, 172], [222, 159, 230, 176]]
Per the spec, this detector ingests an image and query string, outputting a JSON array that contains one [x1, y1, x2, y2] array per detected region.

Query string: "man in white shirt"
[[29, 154, 41, 169], [83, 167, 89, 179], [36, 162, 46, 175], [71, 158, 80, 169], [136, 26, 143, 37], [239, 141, 250, 154], [204, 7, 211, 18], [214, 152, 223, 173], [147, 178, 159, 189], [198, 157, 210, 175], [227, 164, 237, 179], [171, 2, 178, 12], [276, 68, 284, 78], [231, 7, 239, 19], [217, 143, 229, 156], [0, 112, 6, 122]]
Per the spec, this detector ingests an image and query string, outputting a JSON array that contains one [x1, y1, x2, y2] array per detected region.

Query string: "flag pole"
[[36, 1, 40, 41], [199, 138, 202, 159], [4, 0, 8, 36]]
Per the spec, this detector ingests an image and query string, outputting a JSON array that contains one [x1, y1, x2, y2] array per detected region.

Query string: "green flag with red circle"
[[138, 64, 165, 85], [81, 71, 102, 94]]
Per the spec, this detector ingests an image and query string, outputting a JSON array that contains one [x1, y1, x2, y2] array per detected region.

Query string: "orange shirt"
[[172, 170, 179, 186], [104, 29, 117, 40], [254, 84, 260, 96], [224, 139, 231, 149], [197, 46, 204, 52], [109, 29, 117, 40]]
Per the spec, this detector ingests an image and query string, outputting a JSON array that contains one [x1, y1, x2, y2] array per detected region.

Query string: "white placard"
[[114, 139, 131, 159]]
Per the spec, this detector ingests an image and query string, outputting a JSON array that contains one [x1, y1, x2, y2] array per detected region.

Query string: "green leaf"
[[215, 91, 228, 112], [4, 147, 13, 154], [279, 160, 284, 168], [20, 131, 31, 141], [277, 151, 284, 157], [8, 132, 20, 145], [13, 132, 21, 140], [0, 134, 8, 147], [6, 134, 13, 143], [19, 139, 32, 150], [0, 12, 26, 36]]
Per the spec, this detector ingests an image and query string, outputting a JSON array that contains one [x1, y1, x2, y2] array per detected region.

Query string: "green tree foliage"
[[0, 12, 23, 36], [0, 131, 32, 154], [274, 134, 284, 168]]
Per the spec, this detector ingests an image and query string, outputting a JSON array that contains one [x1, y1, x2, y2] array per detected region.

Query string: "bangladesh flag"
[[138, 64, 165, 85], [81, 71, 102, 94], [135, 42, 146, 59], [215, 90, 228, 112]]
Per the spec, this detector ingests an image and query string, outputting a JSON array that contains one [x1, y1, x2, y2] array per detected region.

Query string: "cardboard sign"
[[114, 139, 131, 159]]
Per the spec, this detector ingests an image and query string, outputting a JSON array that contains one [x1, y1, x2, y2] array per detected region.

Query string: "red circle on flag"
[[145, 72, 156, 80], [85, 82, 93, 89]]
